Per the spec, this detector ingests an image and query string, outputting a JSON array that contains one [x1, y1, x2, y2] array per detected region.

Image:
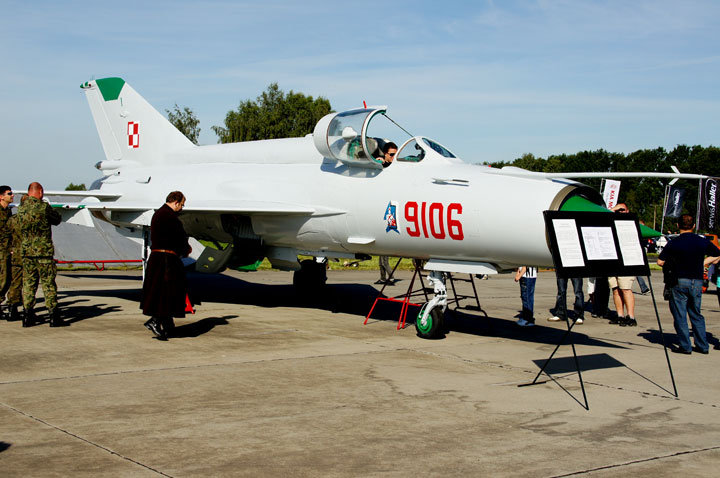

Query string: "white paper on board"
[[552, 219, 585, 267], [615, 220, 645, 266], [580, 227, 617, 260]]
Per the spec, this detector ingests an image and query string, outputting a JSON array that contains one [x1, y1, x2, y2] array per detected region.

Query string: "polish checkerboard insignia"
[[128, 121, 139, 148]]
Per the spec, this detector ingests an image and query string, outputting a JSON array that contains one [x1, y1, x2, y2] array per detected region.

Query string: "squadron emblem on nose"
[[384, 201, 399, 233]]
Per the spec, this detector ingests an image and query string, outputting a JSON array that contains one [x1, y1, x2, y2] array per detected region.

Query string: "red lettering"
[[405, 202, 420, 237], [429, 203, 445, 239], [447, 203, 464, 240], [420, 202, 428, 238], [404, 201, 464, 241]]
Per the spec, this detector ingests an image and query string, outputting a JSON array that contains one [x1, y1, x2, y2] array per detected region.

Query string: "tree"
[[212, 83, 333, 143], [166, 104, 201, 145], [65, 183, 86, 191], [481, 144, 719, 227]]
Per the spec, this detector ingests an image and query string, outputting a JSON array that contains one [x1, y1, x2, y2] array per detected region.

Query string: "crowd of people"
[[2, 188, 720, 354], [0, 183, 62, 327], [512, 206, 720, 356]]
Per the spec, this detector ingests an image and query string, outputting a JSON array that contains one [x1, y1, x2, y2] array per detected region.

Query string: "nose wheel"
[[415, 306, 445, 339]]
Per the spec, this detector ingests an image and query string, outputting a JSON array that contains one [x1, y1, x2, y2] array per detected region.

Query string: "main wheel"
[[293, 259, 327, 293], [415, 307, 445, 339]]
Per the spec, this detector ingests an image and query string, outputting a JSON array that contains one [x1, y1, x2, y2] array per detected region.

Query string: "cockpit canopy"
[[313, 108, 457, 169]]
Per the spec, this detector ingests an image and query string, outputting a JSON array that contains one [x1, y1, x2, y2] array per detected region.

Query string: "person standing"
[[376, 256, 394, 285], [608, 203, 637, 326], [141, 191, 191, 341], [548, 276, 585, 324], [515, 266, 537, 327], [6, 195, 26, 322], [17, 182, 62, 327], [657, 214, 720, 354], [0, 186, 14, 319]]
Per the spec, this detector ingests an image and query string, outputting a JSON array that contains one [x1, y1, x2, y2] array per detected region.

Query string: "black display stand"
[[519, 211, 678, 410]]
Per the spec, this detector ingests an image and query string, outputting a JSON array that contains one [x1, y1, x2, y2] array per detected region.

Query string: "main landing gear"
[[293, 258, 328, 294]]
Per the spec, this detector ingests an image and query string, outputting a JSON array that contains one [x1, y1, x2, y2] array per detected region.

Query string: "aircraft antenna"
[[384, 114, 414, 139]]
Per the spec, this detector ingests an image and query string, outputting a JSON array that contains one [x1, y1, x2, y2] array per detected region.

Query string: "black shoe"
[[640, 289, 650, 295], [48, 309, 64, 327], [144, 318, 166, 340], [609, 315, 621, 325], [8, 304, 21, 322], [374, 279, 385, 285], [671, 345, 692, 355], [693, 346, 709, 355], [22, 310, 35, 328], [623, 316, 637, 327]]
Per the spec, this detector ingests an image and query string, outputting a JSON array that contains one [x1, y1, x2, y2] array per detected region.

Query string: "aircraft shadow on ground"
[[0, 441, 10, 453], [186, 272, 378, 317], [53, 272, 626, 350]]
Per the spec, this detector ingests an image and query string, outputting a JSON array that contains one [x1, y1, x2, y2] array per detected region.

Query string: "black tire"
[[415, 307, 445, 339], [293, 259, 327, 293]]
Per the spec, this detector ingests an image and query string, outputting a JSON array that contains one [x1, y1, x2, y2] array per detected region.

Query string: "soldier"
[[6, 195, 26, 322], [16, 182, 62, 327], [0, 185, 14, 319]]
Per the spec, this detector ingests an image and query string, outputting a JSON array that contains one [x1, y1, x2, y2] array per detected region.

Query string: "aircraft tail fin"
[[81, 77, 194, 164]]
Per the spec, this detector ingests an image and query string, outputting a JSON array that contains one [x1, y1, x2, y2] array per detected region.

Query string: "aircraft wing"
[[51, 199, 319, 216], [80, 200, 317, 216], [18, 189, 123, 199]]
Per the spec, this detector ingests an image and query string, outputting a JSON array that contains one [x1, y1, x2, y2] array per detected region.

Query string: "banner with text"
[[602, 180, 621, 208], [699, 177, 719, 232], [664, 186, 686, 218]]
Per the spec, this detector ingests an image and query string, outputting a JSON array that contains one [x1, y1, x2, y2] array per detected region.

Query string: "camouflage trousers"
[[7, 257, 22, 305], [22, 256, 57, 312], [0, 251, 9, 303]]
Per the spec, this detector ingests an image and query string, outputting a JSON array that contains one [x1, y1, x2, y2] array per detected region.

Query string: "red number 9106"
[[404, 202, 464, 240]]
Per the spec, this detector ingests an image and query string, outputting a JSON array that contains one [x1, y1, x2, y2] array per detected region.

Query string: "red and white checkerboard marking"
[[128, 121, 139, 148]]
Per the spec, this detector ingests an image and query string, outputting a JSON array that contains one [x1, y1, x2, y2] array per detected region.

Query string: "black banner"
[[699, 177, 719, 232], [664, 186, 685, 218]]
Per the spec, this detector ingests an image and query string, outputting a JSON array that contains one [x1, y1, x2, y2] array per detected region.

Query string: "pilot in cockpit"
[[378, 142, 398, 168]]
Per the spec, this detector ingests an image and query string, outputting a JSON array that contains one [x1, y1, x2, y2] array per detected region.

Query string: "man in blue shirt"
[[658, 214, 720, 354]]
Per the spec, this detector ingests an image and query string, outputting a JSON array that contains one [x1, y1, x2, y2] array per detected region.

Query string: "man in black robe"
[[141, 191, 190, 340]]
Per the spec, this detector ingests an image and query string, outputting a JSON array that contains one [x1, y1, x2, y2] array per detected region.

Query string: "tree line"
[[483, 146, 720, 231]]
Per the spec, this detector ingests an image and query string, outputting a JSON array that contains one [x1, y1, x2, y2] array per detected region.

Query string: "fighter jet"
[[55, 77, 705, 338]]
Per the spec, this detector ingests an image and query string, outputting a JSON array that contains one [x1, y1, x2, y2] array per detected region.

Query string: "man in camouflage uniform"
[[0, 185, 14, 319], [6, 195, 26, 322], [16, 182, 62, 327]]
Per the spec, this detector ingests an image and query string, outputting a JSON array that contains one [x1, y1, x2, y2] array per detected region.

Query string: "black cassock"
[[141, 204, 190, 318]]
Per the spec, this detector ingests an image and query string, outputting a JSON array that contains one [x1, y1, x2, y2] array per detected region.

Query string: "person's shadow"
[[168, 315, 235, 338]]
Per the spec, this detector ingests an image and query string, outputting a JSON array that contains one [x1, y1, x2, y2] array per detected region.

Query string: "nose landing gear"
[[415, 271, 448, 339]]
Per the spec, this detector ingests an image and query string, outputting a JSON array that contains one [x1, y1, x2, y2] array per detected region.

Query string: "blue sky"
[[2, 0, 718, 189]]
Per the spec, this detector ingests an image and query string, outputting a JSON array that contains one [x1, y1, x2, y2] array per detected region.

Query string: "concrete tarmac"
[[2, 269, 720, 477]]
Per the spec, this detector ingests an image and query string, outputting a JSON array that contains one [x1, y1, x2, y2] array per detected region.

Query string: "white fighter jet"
[[56, 77, 705, 338]]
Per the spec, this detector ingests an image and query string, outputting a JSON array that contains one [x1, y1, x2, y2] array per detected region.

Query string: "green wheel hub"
[[416, 311, 433, 334]]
